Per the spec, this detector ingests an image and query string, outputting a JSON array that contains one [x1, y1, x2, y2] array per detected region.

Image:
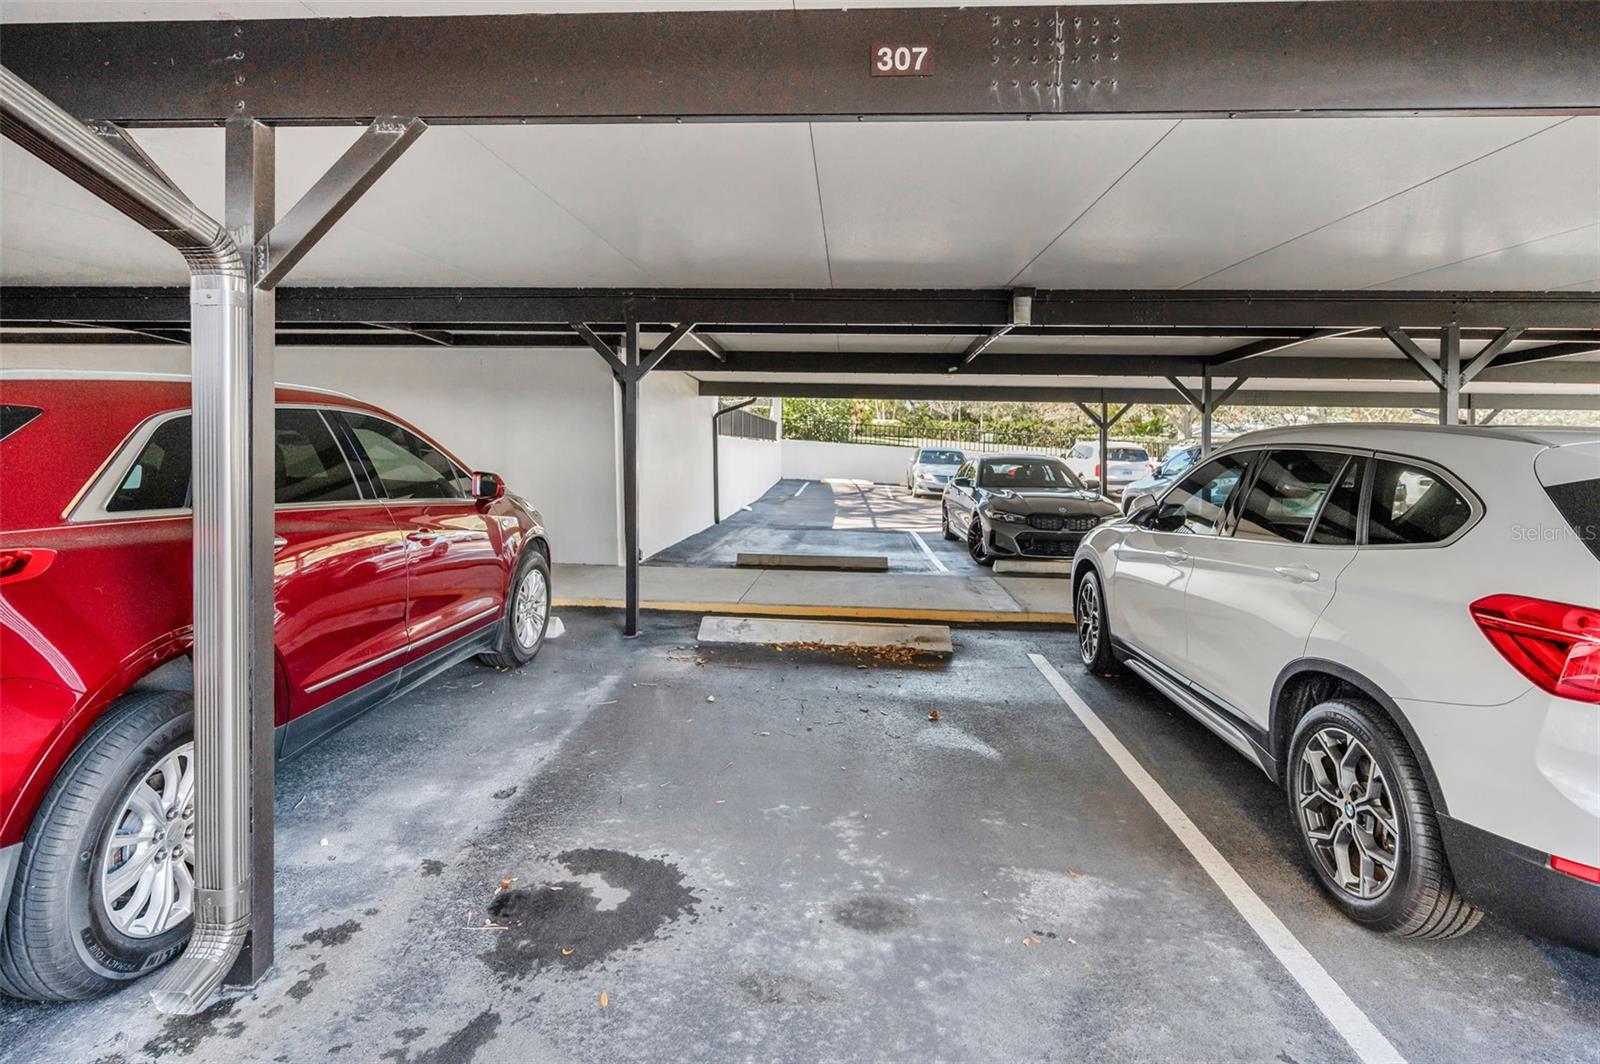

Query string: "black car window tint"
[[978, 459, 1082, 490], [1235, 450, 1348, 544], [0, 405, 43, 441], [274, 409, 362, 505], [1310, 459, 1364, 546], [346, 413, 468, 501], [107, 415, 192, 512], [1367, 460, 1472, 545], [1159, 453, 1249, 535]]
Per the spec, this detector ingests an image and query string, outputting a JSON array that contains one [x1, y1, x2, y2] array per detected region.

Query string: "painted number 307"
[[871, 45, 932, 76]]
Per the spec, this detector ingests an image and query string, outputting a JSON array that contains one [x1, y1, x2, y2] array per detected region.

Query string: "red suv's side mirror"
[[470, 471, 505, 503]]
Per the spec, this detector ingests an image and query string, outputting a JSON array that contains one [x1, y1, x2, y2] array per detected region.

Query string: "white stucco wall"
[[0, 344, 624, 564], [780, 438, 916, 485], [717, 435, 782, 520], [637, 371, 716, 559]]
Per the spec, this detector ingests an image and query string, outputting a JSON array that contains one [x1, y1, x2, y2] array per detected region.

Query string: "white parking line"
[[794, 482, 808, 497], [908, 530, 949, 573], [1027, 653, 1405, 1064]]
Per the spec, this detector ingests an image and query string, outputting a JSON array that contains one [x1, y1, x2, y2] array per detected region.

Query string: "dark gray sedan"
[[941, 453, 1119, 566]]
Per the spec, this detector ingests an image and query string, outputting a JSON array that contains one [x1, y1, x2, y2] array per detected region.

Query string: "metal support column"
[[711, 398, 759, 525], [620, 321, 641, 637], [1439, 322, 1462, 425], [222, 117, 276, 989], [1200, 371, 1214, 454]]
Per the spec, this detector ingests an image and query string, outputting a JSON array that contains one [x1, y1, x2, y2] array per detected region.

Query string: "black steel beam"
[[257, 117, 427, 290], [1205, 327, 1369, 368], [4, 3, 1596, 125], [697, 379, 1600, 411], [6, 286, 1597, 330], [672, 353, 1599, 384]]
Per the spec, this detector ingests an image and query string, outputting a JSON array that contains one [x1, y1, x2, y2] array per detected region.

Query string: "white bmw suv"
[[1070, 424, 1598, 949]]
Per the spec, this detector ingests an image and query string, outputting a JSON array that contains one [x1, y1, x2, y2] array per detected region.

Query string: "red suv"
[[0, 373, 552, 1001]]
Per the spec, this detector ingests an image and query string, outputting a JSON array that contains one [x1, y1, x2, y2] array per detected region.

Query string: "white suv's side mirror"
[[1125, 492, 1157, 520]]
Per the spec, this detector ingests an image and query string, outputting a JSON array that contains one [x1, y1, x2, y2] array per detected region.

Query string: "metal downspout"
[[0, 67, 256, 1014]]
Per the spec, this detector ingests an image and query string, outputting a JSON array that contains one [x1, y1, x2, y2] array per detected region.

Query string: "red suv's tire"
[[0, 689, 195, 1002]]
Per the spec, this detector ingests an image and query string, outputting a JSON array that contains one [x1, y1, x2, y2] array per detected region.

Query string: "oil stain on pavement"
[[481, 848, 698, 980], [831, 893, 920, 934]]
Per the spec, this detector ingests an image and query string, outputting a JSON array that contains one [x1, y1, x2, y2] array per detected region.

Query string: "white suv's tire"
[[1074, 569, 1121, 677], [1287, 698, 1482, 939]]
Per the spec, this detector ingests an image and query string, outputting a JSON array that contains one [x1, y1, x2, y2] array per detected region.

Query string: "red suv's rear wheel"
[[0, 689, 195, 1001]]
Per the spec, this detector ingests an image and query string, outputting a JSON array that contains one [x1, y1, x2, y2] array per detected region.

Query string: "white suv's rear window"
[[1535, 444, 1600, 562]]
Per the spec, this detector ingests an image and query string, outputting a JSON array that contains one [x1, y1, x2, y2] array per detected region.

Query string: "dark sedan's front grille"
[[1014, 534, 1082, 557], [1027, 513, 1099, 532]]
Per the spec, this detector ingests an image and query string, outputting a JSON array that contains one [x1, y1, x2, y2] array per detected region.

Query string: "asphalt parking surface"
[[650, 479, 972, 574], [3, 611, 1594, 1063]]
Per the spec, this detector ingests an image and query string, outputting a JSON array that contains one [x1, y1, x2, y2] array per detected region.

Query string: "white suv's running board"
[[1123, 657, 1266, 772]]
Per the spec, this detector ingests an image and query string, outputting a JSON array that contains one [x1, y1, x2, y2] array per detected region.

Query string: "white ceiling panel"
[[462, 124, 830, 286], [1015, 116, 1560, 289], [1201, 118, 1600, 290], [3, 111, 1597, 293], [811, 120, 1173, 287], [1365, 223, 1600, 292], [1, 128, 220, 285], [273, 126, 649, 285]]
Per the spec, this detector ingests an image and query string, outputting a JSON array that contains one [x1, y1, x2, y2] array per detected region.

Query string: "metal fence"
[[821, 423, 1171, 458], [717, 408, 779, 441]]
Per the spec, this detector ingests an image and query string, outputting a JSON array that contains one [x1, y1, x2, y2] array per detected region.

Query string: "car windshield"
[[919, 449, 963, 465], [1108, 447, 1149, 462], [978, 457, 1082, 490]]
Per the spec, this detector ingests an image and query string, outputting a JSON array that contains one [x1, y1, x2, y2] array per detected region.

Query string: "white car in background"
[[1064, 439, 1155, 498], [904, 447, 965, 497], [1070, 424, 1599, 950]]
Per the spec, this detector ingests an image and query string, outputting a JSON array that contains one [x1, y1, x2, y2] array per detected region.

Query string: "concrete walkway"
[[553, 563, 1072, 624]]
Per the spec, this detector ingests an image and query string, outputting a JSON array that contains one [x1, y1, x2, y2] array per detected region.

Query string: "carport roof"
[[0, 1, 1596, 405]]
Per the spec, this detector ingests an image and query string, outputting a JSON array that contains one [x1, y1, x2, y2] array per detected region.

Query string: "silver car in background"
[[905, 447, 965, 496]]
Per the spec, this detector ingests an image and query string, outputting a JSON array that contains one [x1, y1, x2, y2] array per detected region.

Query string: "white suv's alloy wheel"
[[1295, 726, 1401, 901], [101, 742, 196, 938], [1077, 578, 1102, 665]]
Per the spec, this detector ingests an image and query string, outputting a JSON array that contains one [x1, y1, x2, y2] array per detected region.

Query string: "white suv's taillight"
[[1470, 594, 1600, 704]]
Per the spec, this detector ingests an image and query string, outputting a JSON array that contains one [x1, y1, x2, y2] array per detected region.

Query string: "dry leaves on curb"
[[497, 878, 513, 893], [1065, 869, 1083, 879], [561, 947, 574, 957], [927, 710, 940, 722], [1021, 936, 1043, 947]]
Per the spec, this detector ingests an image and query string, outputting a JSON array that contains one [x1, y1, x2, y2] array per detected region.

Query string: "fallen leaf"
[[928, 710, 940, 722], [561, 947, 574, 956], [1022, 936, 1042, 946], [1066, 869, 1083, 879], [713, 799, 727, 805], [599, 990, 609, 1009], [497, 878, 512, 893], [756, 731, 770, 737], [706, 695, 716, 703]]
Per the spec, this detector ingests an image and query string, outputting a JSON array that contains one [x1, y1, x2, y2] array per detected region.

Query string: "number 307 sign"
[[871, 43, 933, 76]]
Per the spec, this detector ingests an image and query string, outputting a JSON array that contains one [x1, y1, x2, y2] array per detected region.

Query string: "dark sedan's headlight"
[[990, 510, 1028, 524]]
